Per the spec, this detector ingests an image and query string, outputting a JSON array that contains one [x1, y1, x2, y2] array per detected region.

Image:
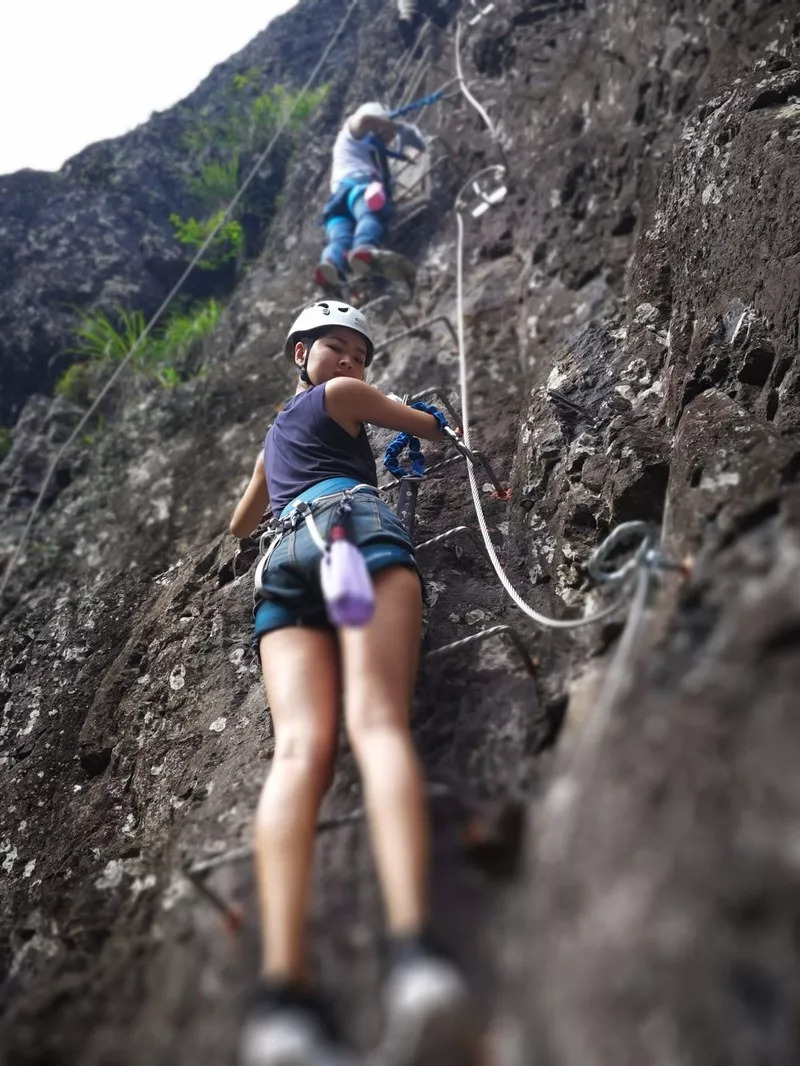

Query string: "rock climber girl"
[[230, 300, 471, 1066]]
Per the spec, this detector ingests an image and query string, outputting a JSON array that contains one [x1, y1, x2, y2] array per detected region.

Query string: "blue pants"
[[322, 186, 386, 275]]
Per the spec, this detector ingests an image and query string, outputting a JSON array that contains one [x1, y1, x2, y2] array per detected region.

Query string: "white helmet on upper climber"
[[284, 301, 375, 365], [353, 101, 392, 123]]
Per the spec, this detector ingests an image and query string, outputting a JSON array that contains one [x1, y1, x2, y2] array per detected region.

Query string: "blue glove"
[[397, 122, 427, 153]]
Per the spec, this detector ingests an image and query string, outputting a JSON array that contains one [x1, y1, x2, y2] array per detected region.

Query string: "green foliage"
[[55, 361, 98, 407], [149, 299, 221, 368], [169, 212, 244, 270], [0, 425, 12, 462], [187, 157, 240, 209], [173, 83, 329, 270], [82, 413, 106, 446], [249, 84, 329, 151], [55, 298, 222, 406], [66, 307, 148, 365], [153, 365, 182, 389]]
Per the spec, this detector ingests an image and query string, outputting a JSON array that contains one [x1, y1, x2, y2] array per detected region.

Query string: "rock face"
[[1, 1, 799, 1064]]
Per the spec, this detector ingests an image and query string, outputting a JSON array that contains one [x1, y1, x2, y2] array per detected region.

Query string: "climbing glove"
[[396, 122, 427, 154]]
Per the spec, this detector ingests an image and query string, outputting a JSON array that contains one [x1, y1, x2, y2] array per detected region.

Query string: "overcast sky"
[[0, 1, 299, 175]]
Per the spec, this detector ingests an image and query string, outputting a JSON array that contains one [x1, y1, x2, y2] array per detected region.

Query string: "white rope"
[[455, 207, 631, 630], [0, 0, 361, 606], [454, 19, 498, 139]]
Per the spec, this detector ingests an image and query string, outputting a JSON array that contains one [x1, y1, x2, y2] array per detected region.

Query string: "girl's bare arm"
[[325, 378, 445, 441], [230, 451, 270, 537]]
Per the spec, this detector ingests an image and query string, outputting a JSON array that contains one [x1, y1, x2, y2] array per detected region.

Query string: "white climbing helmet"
[[353, 101, 392, 123], [284, 300, 375, 365]]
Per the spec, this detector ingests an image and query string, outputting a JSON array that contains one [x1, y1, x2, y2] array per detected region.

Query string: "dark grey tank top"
[[264, 383, 377, 517]]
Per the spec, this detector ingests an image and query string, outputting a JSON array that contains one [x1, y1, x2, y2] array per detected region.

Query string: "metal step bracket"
[[442, 426, 510, 498], [466, 0, 496, 25], [468, 165, 508, 218], [427, 624, 536, 678]]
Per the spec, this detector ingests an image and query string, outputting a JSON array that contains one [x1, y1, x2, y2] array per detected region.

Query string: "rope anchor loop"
[[586, 521, 689, 587], [456, 165, 509, 218]]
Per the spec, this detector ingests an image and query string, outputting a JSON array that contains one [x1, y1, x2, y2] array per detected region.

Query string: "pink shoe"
[[314, 260, 341, 290], [347, 247, 376, 277]]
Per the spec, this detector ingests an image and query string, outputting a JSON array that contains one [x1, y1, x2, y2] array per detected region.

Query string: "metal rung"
[[373, 314, 459, 356], [416, 524, 488, 559], [427, 624, 536, 677], [409, 387, 462, 431], [467, 1, 496, 25]]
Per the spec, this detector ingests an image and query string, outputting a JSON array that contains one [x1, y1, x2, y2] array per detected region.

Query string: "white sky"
[[0, 1, 299, 175]]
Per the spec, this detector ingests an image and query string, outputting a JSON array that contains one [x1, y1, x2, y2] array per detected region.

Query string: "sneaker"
[[381, 937, 477, 1066], [314, 261, 343, 291], [239, 982, 352, 1066], [348, 247, 417, 287], [347, 247, 377, 278]]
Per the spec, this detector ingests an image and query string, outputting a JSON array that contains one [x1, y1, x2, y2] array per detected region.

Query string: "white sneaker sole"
[[240, 1019, 352, 1066], [382, 965, 477, 1066]]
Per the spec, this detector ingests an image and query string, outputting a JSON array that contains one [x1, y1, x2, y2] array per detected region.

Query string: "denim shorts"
[[253, 487, 418, 640]]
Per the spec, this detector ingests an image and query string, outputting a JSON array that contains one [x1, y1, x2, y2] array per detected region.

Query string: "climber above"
[[396, 0, 450, 48], [315, 102, 426, 292], [230, 300, 473, 1066]]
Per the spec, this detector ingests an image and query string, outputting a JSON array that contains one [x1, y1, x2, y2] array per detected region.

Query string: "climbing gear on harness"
[[284, 301, 374, 365], [364, 180, 388, 212], [384, 432, 425, 479], [254, 487, 377, 628], [320, 497, 375, 626]]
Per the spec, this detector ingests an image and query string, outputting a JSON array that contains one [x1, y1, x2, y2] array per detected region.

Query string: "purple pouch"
[[320, 526, 375, 626]]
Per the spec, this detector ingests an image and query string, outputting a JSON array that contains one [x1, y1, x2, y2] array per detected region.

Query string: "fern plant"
[[65, 308, 150, 366], [55, 298, 223, 405], [187, 157, 240, 208], [151, 299, 221, 365]]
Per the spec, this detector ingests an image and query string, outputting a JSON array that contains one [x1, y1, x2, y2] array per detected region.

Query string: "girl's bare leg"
[[255, 627, 340, 982], [339, 566, 428, 934]]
